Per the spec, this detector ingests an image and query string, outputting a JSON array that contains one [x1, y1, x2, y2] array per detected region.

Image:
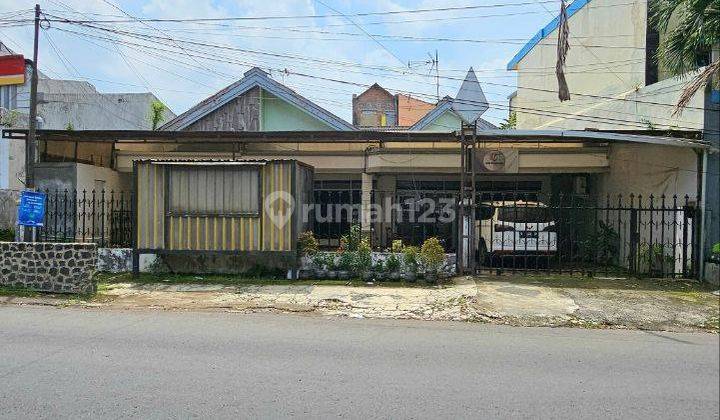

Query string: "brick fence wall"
[[0, 242, 97, 294]]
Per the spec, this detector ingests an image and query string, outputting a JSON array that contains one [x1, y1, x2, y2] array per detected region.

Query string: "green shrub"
[[297, 231, 319, 257], [385, 253, 401, 272], [312, 253, 334, 270], [340, 224, 363, 252], [0, 228, 15, 242], [372, 259, 385, 272], [391, 239, 404, 253], [420, 237, 445, 274], [353, 238, 372, 275], [337, 250, 356, 271], [402, 246, 420, 273], [712, 242, 720, 255]]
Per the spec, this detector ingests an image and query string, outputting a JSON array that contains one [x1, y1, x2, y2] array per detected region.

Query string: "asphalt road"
[[1, 306, 718, 419]]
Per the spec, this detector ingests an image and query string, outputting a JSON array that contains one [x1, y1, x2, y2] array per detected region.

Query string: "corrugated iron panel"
[[136, 162, 165, 249], [262, 161, 293, 251], [166, 216, 260, 251]]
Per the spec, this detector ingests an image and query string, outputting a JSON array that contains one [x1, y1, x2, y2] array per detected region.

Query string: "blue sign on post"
[[17, 190, 46, 227]]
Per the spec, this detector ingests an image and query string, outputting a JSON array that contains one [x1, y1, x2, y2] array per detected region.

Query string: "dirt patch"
[[2, 276, 718, 332]]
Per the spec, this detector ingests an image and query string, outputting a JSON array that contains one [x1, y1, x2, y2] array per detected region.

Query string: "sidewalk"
[[2, 275, 718, 332]]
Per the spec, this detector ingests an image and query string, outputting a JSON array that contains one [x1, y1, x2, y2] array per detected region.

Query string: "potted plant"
[[420, 237, 445, 283], [371, 259, 385, 281], [385, 253, 401, 280], [337, 250, 355, 280], [297, 231, 319, 278], [402, 245, 420, 282], [312, 253, 330, 279], [391, 239, 404, 253], [354, 238, 373, 281]]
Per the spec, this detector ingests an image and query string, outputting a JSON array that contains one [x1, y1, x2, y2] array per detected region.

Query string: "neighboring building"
[[352, 69, 497, 131], [0, 42, 175, 191], [352, 83, 398, 127], [506, 0, 708, 132]]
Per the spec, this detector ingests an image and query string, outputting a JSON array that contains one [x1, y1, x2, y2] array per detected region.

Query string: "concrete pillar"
[[361, 173, 373, 237], [375, 175, 396, 249]]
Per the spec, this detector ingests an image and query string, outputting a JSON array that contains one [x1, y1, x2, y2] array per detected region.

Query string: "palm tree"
[[650, 0, 719, 112]]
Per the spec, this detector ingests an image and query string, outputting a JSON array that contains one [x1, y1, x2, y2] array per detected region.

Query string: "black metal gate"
[[474, 192, 699, 278], [378, 188, 699, 278]]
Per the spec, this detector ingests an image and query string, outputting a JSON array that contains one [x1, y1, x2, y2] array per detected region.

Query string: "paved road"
[[1, 306, 718, 419]]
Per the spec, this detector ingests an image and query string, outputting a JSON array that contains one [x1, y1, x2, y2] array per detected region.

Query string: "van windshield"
[[497, 206, 552, 223]]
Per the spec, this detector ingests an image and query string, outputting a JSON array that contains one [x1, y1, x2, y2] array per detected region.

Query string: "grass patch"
[[95, 272, 437, 288], [0, 286, 41, 298], [0, 285, 96, 301]]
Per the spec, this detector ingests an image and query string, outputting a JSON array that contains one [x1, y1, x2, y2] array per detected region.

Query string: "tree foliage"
[[650, 0, 720, 111], [150, 100, 167, 130]]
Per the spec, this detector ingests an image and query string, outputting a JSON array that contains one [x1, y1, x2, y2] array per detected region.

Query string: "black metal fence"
[[38, 189, 133, 248], [378, 190, 699, 278], [27, 188, 701, 278]]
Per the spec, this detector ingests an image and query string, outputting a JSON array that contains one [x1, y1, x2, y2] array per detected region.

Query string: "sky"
[[0, 0, 561, 125]]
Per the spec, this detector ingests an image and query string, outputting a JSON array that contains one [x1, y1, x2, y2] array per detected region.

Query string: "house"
[[351, 69, 496, 131], [0, 42, 176, 192], [5, 65, 713, 248]]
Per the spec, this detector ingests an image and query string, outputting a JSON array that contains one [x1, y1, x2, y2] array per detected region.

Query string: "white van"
[[475, 201, 557, 261]]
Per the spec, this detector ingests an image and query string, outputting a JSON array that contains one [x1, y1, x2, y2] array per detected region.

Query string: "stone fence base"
[[0, 242, 97, 294]]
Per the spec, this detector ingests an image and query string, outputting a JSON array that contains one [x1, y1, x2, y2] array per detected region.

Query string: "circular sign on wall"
[[481, 150, 506, 172]]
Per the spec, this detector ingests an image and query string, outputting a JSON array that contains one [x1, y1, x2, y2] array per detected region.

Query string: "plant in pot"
[[337, 250, 355, 280], [312, 253, 330, 279], [402, 245, 420, 282], [391, 239, 404, 253], [420, 237, 445, 284], [297, 231, 319, 278], [371, 259, 385, 281], [354, 238, 373, 281], [385, 253, 401, 281]]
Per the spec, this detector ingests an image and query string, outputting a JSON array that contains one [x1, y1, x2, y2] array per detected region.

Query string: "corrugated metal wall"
[[136, 162, 165, 249], [136, 161, 297, 252], [261, 161, 294, 251]]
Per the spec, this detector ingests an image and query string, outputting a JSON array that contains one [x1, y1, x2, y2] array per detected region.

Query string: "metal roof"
[[3, 128, 713, 150], [506, 0, 591, 70], [410, 97, 497, 131], [160, 67, 356, 131]]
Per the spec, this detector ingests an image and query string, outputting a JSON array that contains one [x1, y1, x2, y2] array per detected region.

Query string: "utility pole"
[[25, 4, 40, 190]]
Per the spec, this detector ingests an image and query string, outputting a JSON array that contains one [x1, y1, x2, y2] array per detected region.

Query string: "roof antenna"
[[408, 50, 440, 101]]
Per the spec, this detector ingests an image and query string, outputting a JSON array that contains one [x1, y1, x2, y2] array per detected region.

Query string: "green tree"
[[650, 0, 720, 112], [150, 100, 167, 130], [499, 112, 517, 129]]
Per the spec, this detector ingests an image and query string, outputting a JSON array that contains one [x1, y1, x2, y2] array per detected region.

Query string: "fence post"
[[629, 194, 638, 275]]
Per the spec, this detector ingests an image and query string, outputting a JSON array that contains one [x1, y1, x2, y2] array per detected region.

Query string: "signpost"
[[17, 191, 46, 242]]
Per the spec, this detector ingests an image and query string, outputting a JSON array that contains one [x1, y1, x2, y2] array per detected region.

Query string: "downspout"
[[697, 149, 707, 281]]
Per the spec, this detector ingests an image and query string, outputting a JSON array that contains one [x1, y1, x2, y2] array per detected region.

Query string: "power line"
[[45, 19, 714, 132], [53, 21, 708, 113], [40, 1, 565, 23]]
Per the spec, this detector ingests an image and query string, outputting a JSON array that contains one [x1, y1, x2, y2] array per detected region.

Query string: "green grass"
[[0, 285, 96, 301], [95, 272, 437, 288], [0, 286, 41, 298]]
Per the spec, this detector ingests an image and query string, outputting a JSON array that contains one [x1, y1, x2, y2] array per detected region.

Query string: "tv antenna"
[[408, 50, 439, 101]]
